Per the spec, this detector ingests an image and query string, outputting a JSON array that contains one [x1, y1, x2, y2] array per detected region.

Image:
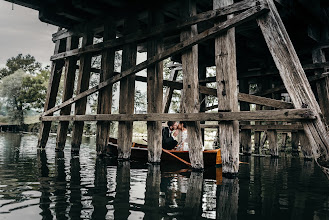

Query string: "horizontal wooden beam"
[[42, 6, 268, 117], [41, 109, 315, 122], [51, 0, 262, 59], [200, 124, 303, 131]]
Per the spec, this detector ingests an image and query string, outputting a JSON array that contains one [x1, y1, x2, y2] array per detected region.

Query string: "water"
[[0, 133, 329, 220]]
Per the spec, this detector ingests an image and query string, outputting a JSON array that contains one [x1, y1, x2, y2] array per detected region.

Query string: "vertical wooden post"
[[199, 63, 207, 145], [312, 48, 329, 124], [239, 79, 252, 155], [298, 130, 313, 160], [96, 20, 116, 155], [257, 0, 329, 162], [254, 105, 262, 154], [147, 11, 164, 163], [117, 16, 137, 159], [180, 0, 204, 170], [268, 129, 278, 157], [214, 0, 239, 176], [56, 36, 79, 151], [71, 31, 93, 153], [291, 131, 299, 155], [37, 38, 66, 148], [163, 68, 179, 113]]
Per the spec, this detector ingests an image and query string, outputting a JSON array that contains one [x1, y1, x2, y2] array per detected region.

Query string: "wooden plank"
[[147, 11, 164, 163], [56, 36, 79, 151], [239, 79, 252, 155], [240, 124, 303, 131], [70, 31, 94, 152], [37, 38, 66, 148], [312, 49, 329, 125], [96, 20, 116, 155], [41, 109, 315, 122], [42, 5, 269, 117], [117, 16, 138, 160], [214, 0, 239, 176], [257, 0, 329, 162], [50, 0, 263, 61]]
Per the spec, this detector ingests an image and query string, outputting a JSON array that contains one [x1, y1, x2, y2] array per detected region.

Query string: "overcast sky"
[[0, 1, 58, 68]]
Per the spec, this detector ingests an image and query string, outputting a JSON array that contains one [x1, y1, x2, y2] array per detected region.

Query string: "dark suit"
[[162, 127, 178, 150]]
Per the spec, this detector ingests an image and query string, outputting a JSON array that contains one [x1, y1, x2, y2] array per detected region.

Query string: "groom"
[[162, 121, 179, 150]]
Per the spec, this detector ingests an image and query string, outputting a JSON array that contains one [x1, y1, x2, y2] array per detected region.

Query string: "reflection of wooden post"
[[216, 177, 239, 220], [96, 21, 116, 155], [56, 36, 79, 151], [180, 0, 203, 169], [298, 131, 313, 160], [257, 0, 329, 162], [54, 152, 68, 220], [184, 172, 203, 218], [240, 79, 251, 155], [147, 11, 164, 163], [214, 0, 239, 175], [37, 38, 66, 148], [144, 164, 161, 220], [69, 157, 82, 219], [114, 161, 130, 219], [117, 16, 137, 159], [71, 31, 93, 152], [92, 158, 108, 219]]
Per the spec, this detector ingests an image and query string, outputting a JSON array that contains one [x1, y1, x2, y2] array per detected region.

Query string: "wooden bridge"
[[7, 0, 329, 176]]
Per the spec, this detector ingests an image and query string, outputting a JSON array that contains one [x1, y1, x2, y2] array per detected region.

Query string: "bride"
[[175, 121, 189, 151]]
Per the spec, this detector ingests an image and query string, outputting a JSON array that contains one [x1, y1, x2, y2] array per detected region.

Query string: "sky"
[[0, 1, 58, 68]]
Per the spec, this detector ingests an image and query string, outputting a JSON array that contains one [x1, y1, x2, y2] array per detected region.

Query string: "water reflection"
[[1, 133, 329, 220]]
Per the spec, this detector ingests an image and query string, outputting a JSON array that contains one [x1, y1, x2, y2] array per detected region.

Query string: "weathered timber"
[[268, 129, 278, 157], [70, 32, 93, 152], [199, 64, 207, 145], [50, 0, 263, 61], [96, 20, 116, 155], [240, 124, 303, 131], [117, 16, 137, 160], [42, 5, 268, 117], [254, 73, 329, 96], [298, 130, 313, 159], [180, 0, 203, 170], [163, 68, 179, 113], [147, 11, 164, 163], [41, 109, 316, 122], [240, 79, 252, 155], [291, 131, 299, 154], [257, 0, 329, 161], [312, 48, 329, 124], [56, 36, 79, 151], [215, 0, 239, 176], [254, 105, 262, 154], [37, 38, 66, 148]]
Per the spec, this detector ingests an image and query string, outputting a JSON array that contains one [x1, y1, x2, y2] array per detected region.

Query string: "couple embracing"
[[162, 121, 188, 151]]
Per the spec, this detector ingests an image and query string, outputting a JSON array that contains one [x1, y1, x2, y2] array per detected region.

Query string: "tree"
[[0, 54, 41, 79], [135, 89, 147, 113]]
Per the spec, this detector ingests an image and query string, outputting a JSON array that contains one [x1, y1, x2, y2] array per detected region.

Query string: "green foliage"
[[0, 54, 41, 79]]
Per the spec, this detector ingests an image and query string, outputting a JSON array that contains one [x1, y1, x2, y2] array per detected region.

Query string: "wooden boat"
[[108, 138, 221, 167]]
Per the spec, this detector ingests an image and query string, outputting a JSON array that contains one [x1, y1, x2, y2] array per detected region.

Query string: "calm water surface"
[[0, 133, 329, 220]]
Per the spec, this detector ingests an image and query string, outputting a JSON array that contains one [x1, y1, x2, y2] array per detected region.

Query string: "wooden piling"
[[146, 11, 164, 163], [70, 31, 93, 152], [239, 79, 252, 155], [37, 38, 66, 148], [96, 20, 116, 155], [214, 0, 239, 175], [291, 131, 299, 155], [180, 0, 204, 170], [298, 130, 313, 160], [117, 16, 137, 160], [56, 36, 79, 151]]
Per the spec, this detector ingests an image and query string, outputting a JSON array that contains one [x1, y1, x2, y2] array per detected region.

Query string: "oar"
[[162, 149, 192, 168], [142, 139, 192, 168]]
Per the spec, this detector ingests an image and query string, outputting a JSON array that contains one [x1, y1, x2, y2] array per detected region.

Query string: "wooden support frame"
[[42, 5, 268, 117], [163, 68, 179, 113], [41, 109, 315, 122], [239, 79, 252, 155], [257, 0, 329, 161]]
